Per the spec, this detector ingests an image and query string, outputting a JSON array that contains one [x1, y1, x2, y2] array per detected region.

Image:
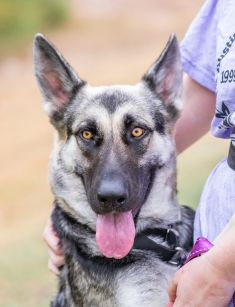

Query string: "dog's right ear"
[[33, 34, 85, 123]]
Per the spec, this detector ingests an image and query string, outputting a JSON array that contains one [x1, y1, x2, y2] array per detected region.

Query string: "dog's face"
[[34, 34, 182, 258]]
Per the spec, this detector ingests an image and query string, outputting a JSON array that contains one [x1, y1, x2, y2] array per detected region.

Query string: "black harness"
[[52, 205, 187, 271], [133, 225, 187, 266], [228, 141, 235, 171]]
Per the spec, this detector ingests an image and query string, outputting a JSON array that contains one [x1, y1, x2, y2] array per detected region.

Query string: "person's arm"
[[174, 73, 216, 154], [167, 216, 235, 307]]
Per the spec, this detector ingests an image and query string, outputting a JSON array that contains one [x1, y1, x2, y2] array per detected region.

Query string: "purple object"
[[185, 237, 214, 264]]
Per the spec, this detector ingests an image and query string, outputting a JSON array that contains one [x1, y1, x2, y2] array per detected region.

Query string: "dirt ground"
[[0, 1, 228, 306]]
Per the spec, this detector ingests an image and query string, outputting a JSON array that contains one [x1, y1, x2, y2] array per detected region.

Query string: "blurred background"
[[0, 0, 229, 306]]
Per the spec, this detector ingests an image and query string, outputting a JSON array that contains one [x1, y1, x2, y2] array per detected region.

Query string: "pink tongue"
[[96, 211, 135, 259]]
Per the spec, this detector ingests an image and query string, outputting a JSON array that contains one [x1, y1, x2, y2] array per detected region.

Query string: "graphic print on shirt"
[[214, 21, 235, 138], [211, 0, 235, 139], [217, 33, 235, 73], [216, 102, 235, 131], [220, 68, 235, 84], [214, 31, 235, 137], [215, 101, 230, 119]]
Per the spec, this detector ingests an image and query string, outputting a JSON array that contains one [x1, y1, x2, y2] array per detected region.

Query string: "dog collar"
[[133, 225, 187, 266]]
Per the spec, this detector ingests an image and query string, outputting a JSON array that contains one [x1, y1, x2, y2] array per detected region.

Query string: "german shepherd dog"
[[34, 33, 194, 307]]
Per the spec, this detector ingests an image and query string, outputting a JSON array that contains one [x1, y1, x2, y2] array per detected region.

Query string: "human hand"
[[167, 253, 235, 307], [43, 217, 65, 275]]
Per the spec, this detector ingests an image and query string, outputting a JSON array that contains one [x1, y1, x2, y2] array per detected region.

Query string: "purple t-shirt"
[[181, 0, 235, 140]]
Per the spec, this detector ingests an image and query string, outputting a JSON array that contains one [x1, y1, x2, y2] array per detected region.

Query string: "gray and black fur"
[[33, 33, 194, 307]]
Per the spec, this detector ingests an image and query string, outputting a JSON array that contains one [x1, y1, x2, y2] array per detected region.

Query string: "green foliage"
[[0, 0, 68, 56]]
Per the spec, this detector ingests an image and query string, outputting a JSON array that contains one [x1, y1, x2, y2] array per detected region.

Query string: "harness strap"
[[133, 226, 187, 266], [228, 141, 235, 171]]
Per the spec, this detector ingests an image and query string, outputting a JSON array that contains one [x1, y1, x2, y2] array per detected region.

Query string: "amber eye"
[[131, 127, 145, 138], [81, 130, 93, 140]]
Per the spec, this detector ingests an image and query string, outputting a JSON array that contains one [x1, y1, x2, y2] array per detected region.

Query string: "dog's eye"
[[131, 127, 145, 138], [81, 130, 93, 140]]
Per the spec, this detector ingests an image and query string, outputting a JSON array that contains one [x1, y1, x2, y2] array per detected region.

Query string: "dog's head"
[[34, 34, 182, 259]]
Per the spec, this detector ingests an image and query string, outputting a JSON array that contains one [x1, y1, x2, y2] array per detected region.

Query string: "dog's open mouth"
[[96, 211, 135, 259]]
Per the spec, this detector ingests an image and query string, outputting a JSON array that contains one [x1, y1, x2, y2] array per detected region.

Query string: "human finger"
[[48, 259, 60, 275], [167, 275, 178, 304], [48, 248, 65, 268], [43, 218, 63, 255]]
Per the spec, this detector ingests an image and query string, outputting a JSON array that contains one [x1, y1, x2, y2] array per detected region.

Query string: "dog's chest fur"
[[60, 255, 174, 307]]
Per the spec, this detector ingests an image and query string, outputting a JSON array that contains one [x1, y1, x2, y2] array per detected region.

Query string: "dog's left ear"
[[142, 34, 182, 112], [33, 33, 85, 122]]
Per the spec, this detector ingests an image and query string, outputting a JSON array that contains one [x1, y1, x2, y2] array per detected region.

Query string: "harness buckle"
[[166, 227, 180, 248], [168, 246, 187, 267]]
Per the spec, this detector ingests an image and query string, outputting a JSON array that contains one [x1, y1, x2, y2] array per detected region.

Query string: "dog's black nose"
[[97, 180, 127, 209]]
